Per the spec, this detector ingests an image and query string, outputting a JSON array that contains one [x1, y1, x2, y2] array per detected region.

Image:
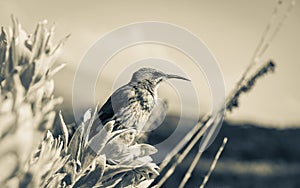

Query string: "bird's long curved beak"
[[166, 74, 190, 81]]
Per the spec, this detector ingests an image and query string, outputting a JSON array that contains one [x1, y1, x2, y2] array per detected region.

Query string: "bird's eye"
[[157, 77, 163, 83]]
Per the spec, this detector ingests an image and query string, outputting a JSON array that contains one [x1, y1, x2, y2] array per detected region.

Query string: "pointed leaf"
[[86, 120, 114, 155], [73, 155, 106, 188], [58, 111, 69, 150], [128, 144, 157, 158], [102, 165, 133, 182], [67, 125, 83, 161]]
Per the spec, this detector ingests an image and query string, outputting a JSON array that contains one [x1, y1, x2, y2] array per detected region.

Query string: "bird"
[[88, 68, 190, 140]]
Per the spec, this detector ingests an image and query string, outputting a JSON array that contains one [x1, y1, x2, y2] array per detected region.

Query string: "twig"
[[158, 115, 210, 172], [177, 113, 222, 188], [178, 146, 203, 188], [245, 0, 280, 74], [199, 137, 228, 188], [155, 119, 210, 188], [226, 60, 275, 112], [230, 0, 295, 102]]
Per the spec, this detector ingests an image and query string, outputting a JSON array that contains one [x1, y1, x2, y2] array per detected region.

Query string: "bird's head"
[[130, 68, 190, 86]]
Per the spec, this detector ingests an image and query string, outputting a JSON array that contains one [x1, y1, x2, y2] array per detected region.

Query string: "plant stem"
[[155, 118, 210, 188], [199, 137, 227, 188]]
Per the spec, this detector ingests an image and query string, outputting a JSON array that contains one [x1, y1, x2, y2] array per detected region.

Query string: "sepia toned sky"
[[1, 0, 299, 127]]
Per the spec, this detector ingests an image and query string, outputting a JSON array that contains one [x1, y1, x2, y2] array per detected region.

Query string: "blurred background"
[[1, 0, 299, 187]]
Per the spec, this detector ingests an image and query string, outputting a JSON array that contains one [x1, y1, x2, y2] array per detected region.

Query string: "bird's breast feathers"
[[110, 84, 156, 130]]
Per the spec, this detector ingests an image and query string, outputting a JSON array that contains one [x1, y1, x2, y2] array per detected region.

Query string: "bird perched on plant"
[[88, 68, 190, 140]]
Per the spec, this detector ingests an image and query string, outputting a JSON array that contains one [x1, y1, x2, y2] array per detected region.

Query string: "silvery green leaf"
[[0, 27, 8, 82], [0, 113, 15, 138], [109, 128, 136, 146], [48, 63, 65, 78], [85, 120, 114, 156], [100, 129, 136, 163], [43, 79, 54, 98], [58, 111, 69, 150], [12, 73, 25, 106], [63, 160, 78, 184], [45, 173, 66, 188], [119, 145, 157, 166], [76, 108, 92, 146], [128, 144, 157, 158], [81, 108, 94, 146], [83, 108, 92, 123], [9, 104, 35, 163], [42, 97, 63, 114], [0, 95, 13, 112], [80, 146, 97, 173], [101, 165, 133, 182], [100, 142, 127, 164], [10, 17, 30, 70], [72, 155, 105, 188], [134, 163, 159, 178], [0, 153, 18, 183], [121, 156, 153, 166], [0, 26, 7, 43], [67, 125, 83, 162], [48, 34, 70, 57], [114, 171, 137, 188], [39, 111, 56, 131], [136, 179, 154, 188], [39, 131, 55, 157], [95, 176, 123, 188], [4, 177, 19, 188], [30, 20, 48, 62]]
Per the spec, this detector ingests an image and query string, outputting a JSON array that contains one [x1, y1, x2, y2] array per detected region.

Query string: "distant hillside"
[[212, 121, 300, 163], [147, 115, 300, 188], [147, 115, 300, 163]]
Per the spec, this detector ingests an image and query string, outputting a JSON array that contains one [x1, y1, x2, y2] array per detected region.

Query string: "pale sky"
[[1, 0, 299, 128]]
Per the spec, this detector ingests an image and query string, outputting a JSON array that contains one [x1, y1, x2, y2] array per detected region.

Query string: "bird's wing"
[[98, 97, 115, 124], [88, 85, 133, 140], [88, 97, 115, 139]]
